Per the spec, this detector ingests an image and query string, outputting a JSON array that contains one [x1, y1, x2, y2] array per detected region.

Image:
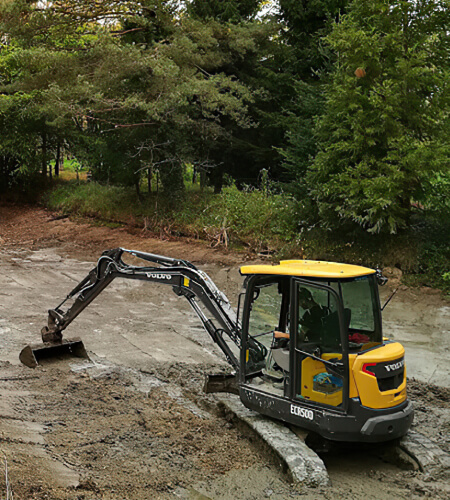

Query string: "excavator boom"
[[20, 248, 266, 371]]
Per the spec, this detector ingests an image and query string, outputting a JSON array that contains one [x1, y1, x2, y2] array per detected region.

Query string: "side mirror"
[[376, 269, 388, 286]]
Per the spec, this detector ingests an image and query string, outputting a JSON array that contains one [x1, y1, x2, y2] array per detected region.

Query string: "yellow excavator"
[[20, 248, 413, 442]]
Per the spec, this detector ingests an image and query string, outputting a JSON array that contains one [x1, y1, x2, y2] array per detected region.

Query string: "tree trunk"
[[55, 143, 61, 177], [41, 132, 47, 177], [135, 173, 141, 200], [212, 166, 223, 194], [147, 165, 152, 193], [200, 168, 207, 190], [160, 161, 185, 204]]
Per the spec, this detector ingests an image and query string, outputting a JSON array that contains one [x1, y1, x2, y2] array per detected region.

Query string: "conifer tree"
[[308, 0, 449, 232]]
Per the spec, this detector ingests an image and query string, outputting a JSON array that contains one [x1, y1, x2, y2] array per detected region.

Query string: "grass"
[[42, 179, 450, 294], [43, 181, 301, 252], [49, 158, 88, 181]]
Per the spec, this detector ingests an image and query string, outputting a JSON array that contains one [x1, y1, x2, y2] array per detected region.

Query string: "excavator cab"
[[239, 261, 413, 442]]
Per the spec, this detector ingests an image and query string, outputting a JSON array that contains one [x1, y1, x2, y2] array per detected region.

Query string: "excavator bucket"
[[19, 338, 89, 368]]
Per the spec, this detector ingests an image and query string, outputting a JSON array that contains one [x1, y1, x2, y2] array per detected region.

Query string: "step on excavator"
[[20, 248, 413, 442]]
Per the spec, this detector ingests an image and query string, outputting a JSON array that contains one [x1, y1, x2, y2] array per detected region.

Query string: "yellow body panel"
[[300, 353, 344, 406], [348, 354, 359, 398], [240, 259, 375, 279], [353, 342, 407, 409], [299, 347, 406, 410]]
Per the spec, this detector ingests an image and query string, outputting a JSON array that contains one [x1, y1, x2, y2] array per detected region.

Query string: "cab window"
[[340, 275, 382, 349]]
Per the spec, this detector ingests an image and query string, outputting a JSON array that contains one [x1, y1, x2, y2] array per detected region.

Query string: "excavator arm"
[[38, 248, 266, 372]]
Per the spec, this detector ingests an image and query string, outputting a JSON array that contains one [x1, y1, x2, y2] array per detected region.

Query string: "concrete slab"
[[381, 288, 450, 388]]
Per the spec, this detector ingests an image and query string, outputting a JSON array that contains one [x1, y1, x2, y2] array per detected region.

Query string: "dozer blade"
[[19, 338, 89, 368], [204, 373, 239, 395]]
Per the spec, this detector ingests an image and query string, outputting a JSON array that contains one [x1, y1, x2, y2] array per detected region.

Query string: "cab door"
[[240, 275, 291, 396], [291, 280, 349, 410]]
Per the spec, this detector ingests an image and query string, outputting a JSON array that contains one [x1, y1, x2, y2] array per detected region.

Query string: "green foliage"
[[278, 0, 349, 77], [442, 272, 450, 292], [279, 0, 350, 189], [402, 243, 450, 293], [308, 0, 450, 233], [196, 184, 300, 248], [280, 81, 326, 188], [188, 0, 260, 22], [44, 179, 449, 292], [45, 180, 300, 252], [410, 213, 450, 292], [420, 171, 450, 215], [0, 0, 260, 193], [1, 0, 449, 288], [43, 182, 140, 220]]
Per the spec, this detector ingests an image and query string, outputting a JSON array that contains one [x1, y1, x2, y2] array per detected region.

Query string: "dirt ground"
[[0, 203, 449, 500]]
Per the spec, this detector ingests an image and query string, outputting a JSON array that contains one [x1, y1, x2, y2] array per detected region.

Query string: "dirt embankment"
[[0, 203, 449, 500], [0, 203, 247, 265]]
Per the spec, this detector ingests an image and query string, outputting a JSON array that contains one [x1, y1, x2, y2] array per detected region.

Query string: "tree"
[[307, 0, 450, 233], [188, 0, 260, 23], [278, 0, 349, 77], [278, 0, 350, 189], [0, 1, 255, 194], [181, 2, 306, 191]]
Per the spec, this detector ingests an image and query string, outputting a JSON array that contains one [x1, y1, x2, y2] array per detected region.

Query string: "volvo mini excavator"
[[20, 248, 413, 442]]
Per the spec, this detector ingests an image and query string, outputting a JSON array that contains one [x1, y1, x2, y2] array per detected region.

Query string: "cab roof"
[[240, 260, 375, 279]]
